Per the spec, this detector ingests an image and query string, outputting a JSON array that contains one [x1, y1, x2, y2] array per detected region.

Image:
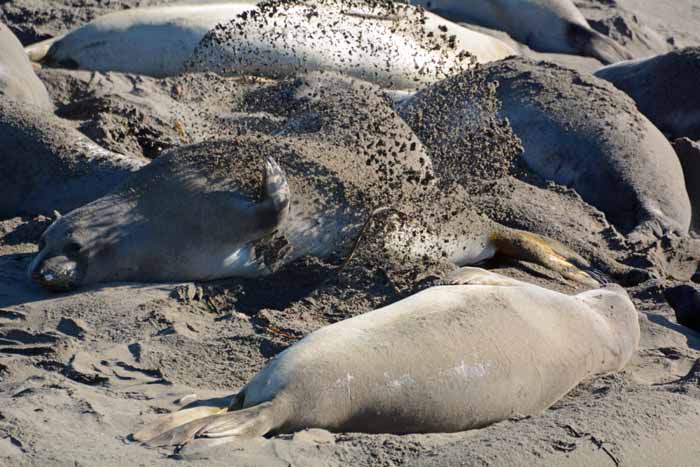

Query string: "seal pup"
[[185, 0, 512, 90], [0, 22, 52, 110], [131, 268, 639, 451], [25, 3, 258, 77], [28, 73, 598, 290], [400, 58, 691, 239], [410, 0, 633, 64], [595, 48, 700, 140], [0, 99, 148, 219]]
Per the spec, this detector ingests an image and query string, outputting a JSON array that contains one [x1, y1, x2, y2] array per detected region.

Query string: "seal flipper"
[[144, 402, 278, 448], [489, 229, 599, 286], [567, 23, 633, 65]]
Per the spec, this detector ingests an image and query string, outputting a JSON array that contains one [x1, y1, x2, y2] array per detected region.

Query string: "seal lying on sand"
[[0, 99, 147, 219], [185, 0, 514, 89], [24, 3, 257, 77], [595, 48, 700, 140], [0, 22, 52, 110], [28, 73, 597, 290], [132, 267, 639, 452], [400, 58, 691, 239], [27, 0, 515, 85], [410, 0, 632, 64]]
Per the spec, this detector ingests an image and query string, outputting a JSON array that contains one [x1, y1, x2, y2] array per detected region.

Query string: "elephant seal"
[[595, 48, 700, 140], [400, 58, 691, 239], [132, 268, 639, 452], [185, 0, 514, 89], [28, 73, 598, 290], [25, 3, 257, 77], [410, 0, 632, 64], [0, 22, 52, 110], [0, 99, 147, 219]]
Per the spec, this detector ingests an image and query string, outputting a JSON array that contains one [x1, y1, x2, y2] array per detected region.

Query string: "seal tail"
[[25, 35, 62, 62], [567, 23, 633, 65], [489, 229, 600, 286], [134, 396, 282, 451]]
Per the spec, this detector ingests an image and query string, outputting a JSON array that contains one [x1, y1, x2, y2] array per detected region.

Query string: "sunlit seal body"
[[0, 99, 147, 219], [132, 268, 640, 453], [400, 58, 691, 238], [410, 0, 632, 64], [29, 73, 598, 290], [595, 48, 700, 140], [185, 0, 514, 89], [0, 22, 52, 110], [25, 3, 257, 77]]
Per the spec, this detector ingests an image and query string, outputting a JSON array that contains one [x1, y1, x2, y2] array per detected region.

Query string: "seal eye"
[[64, 241, 82, 255]]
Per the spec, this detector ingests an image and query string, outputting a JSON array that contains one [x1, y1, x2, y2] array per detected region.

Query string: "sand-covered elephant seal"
[[595, 48, 700, 140], [132, 268, 639, 452], [1, 99, 147, 220], [410, 0, 632, 64], [400, 58, 691, 239], [28, 73, 598, 290], [25, 3, 257, 77], [185, 0, 513, 89], [0, 22, 52, 110]]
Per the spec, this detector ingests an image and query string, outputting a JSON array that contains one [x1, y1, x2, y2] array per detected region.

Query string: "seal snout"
[[29, 254, 83, 292]]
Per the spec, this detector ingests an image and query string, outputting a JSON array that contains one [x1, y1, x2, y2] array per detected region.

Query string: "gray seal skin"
[[132, 268, 640, 452], [401, 58, 691, 239], [410, 0, 633, 64], [0, 99, 148, 220], [0, 22, 52, 110], [28, 73, 599, 291], [595, 48, 700, 140], [25, 3, 258, 78]]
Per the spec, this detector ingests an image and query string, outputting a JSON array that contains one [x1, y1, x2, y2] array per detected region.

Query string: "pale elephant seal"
[[0, 99, 148, 219], [28, 73, 598, 290], [410, 0, 632, 64], [132, 268, 639, 452], [595, 48, 700, 140], [400, 58, 691, 238], [25, 3, 258, 77], [185, 0, 514, 89], [0, 22, 52, 110]]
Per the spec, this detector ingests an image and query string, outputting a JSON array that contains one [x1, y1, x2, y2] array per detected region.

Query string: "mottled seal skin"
[[595, 48, 700, 140], [401, 58, 691, 238], [132, 268, 639, 452], [29, 73, 598, 291], [25, 3, 257, 77], [0, 99, 147, 220], [185, 0, 511, 90], [0, 22, 52, 110], [410, 0, 632, 64]]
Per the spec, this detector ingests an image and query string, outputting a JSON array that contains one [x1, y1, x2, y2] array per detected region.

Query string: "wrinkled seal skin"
[[401, 58, 691, 238], [0, 98, 147, 221], [132, 268, 640, 452], [27, 3, 257, 77], [410, 0, 633, 64], [0, 22, 52, 110], [595, 47, 700, 140]]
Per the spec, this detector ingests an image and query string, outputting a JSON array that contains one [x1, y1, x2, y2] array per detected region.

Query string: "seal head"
[[28, 155, 290, 291]]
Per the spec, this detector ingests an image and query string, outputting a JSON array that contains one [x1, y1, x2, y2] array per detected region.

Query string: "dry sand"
[[2, 1, 700, 466]]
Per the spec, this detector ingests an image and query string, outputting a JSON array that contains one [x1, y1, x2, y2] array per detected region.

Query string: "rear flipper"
[[133, 394, 282, 450], [489, 228, 602, 286], [567, 22, 633, 64]]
